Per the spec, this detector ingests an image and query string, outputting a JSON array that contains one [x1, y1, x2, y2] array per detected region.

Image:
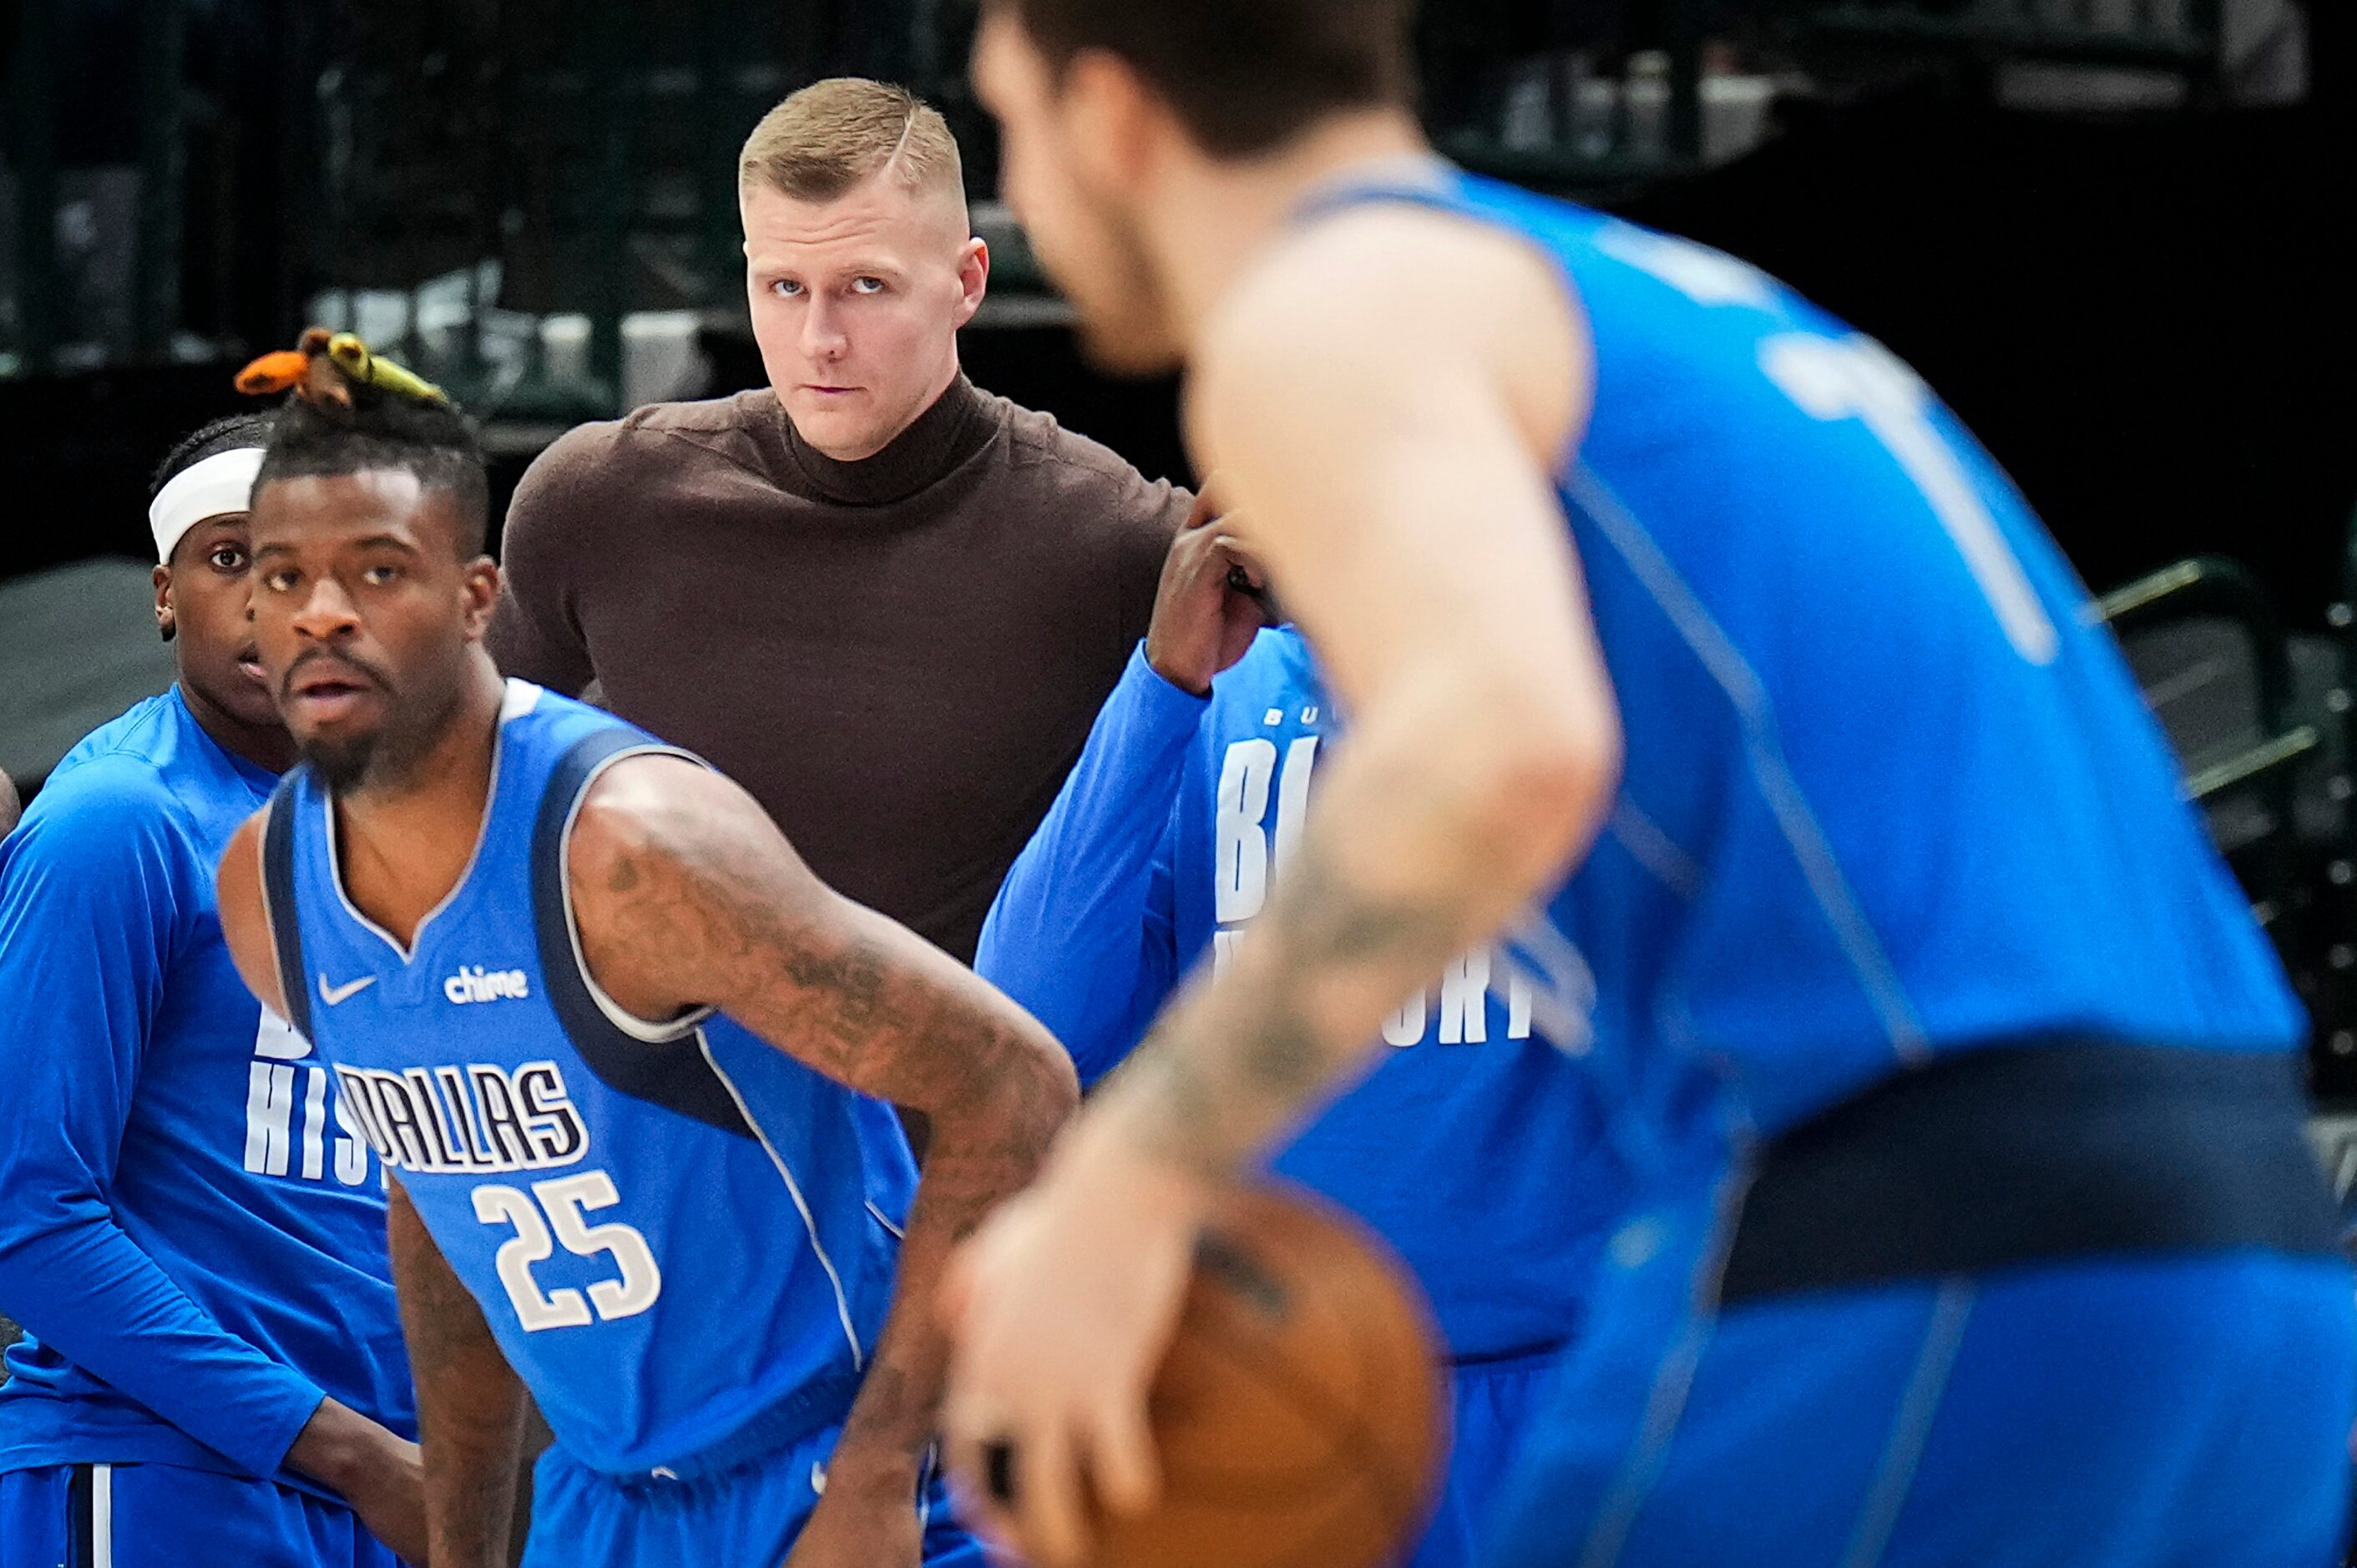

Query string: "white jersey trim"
[[500, 678, 544, 721], [90, 1462, 114, 1568], [554, 742, 716, 1044], [697, 1032, 867, 1371]]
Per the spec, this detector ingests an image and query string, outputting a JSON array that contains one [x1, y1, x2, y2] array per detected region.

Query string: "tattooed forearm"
[[827, 1067, 1071, 1484], [567, 756, 1081, 1486], [388, 1185, 526, 1568], [1107, 831, 1463, 1181], [1093, 685, 1586, 1181]]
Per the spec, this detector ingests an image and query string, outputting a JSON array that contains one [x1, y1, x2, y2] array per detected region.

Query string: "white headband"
[[149, 447, 266, 564]]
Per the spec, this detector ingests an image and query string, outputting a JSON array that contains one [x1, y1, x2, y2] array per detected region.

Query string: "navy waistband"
[[1720, 1042, 2339, 1304]]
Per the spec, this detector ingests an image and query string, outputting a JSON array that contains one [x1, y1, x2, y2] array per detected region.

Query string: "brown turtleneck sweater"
[[488, 376, 1189, 963]]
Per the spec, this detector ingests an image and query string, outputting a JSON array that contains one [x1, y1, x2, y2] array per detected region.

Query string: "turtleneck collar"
[[775, 372, 992, 508]]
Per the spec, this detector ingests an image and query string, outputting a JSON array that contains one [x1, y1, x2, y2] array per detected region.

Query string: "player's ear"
[[458, 556, 502, 641], [153, 562, 178, 643], [955, 236, 991, 326], [1062, 48, 1161, 190]]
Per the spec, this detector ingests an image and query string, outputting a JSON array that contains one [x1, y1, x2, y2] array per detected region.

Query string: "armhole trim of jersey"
[[260, 775, 313, 1040], [530, 728, 753, 1140], [554, 741, 716, 1044]]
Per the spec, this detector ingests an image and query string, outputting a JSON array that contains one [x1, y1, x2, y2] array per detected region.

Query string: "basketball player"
[[0, 766, 18, 836], [943, 3, 2357, 1564], [212, 373, 1079, 1565], [0, 415, 422, 1565], [975, 501, 1630, 1565]]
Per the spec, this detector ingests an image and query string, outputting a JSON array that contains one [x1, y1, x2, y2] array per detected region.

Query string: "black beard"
[[304, 663, 473, 796], [301, 731, 379, 792]]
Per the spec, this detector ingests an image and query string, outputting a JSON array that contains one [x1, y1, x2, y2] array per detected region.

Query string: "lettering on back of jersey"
[[1210, 734, 1561, 1049], [333, 1058, 589, 1176]]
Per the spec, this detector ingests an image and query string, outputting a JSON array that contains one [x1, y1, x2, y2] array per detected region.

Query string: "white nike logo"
[[317, 974, 379, 1007]]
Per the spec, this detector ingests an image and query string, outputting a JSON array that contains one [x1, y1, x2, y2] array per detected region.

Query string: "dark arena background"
[[1, 0, 2354, 1538]]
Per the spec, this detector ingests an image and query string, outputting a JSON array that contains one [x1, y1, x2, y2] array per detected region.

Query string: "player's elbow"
[[956, 1024, 1081, 1158], [1464, 670, 1621, 886], [1007, 1028, 1083, 1142]]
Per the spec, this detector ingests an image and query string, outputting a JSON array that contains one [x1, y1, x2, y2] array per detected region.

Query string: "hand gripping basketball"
[[946, 1179, 1450, 1568]]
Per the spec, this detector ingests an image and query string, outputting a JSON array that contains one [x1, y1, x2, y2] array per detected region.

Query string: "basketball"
[[1091, 1183, 1453, 1568]]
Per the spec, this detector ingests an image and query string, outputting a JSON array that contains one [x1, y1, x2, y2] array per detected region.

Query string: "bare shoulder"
[[215, 807, 286, 1017], [567, 752, 811, 911], [1191, 205, 1587, 463], [564, 751, 836, 1024]]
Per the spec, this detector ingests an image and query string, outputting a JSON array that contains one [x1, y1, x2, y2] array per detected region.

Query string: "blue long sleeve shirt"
[[0, 689, 413, 1488], [979, 635, 1631, 1360]]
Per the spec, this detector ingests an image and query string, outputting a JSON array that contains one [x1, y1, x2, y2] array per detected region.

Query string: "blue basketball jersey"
[[1170, 630, 1622, 1357], [261, 681, 915, 1477], [981, 633, 1626, 1361], [1306, 172, 2301, 1152]]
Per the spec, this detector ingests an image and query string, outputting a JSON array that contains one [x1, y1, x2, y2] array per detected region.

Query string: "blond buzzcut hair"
[[739, 78, 968, 220]]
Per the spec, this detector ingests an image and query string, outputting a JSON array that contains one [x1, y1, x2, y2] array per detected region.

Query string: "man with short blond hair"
[[739, 76, 964, 205], [492, 76, 1187, 966], [734, 78, 979, 465]]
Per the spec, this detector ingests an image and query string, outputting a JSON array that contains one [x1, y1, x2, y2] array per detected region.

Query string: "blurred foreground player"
[[214, 358, 1078, 1566], [0, 416, 422, 1565], [946, 3, 2357, 1564], [977, 506, 1630, 1567]]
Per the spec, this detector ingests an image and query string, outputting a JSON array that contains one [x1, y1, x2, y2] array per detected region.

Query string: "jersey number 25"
[[473, 1170, 662, 1332]]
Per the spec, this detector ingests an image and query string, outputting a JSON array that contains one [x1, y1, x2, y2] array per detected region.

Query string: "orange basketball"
[[1090, 1182, 1453, 1568]]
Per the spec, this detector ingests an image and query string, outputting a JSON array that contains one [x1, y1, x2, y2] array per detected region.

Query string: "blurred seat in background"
[[0, 559, 175, 803]]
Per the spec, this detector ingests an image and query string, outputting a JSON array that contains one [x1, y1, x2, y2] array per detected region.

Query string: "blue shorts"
[[1485, 1186, 2357, 1567], [525, 1425, 982, 1568], [1404, 1348, 1564, 1568], [0, 1462, 403, 1568]]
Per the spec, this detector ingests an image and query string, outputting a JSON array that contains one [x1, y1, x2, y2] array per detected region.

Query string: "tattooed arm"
[[939, 207, 1621, 1566], [387, 1181, 526, 1568], [565, 759, 1079, 1565]]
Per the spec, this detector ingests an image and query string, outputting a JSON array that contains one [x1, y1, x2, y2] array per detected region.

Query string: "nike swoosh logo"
[[317, 974, 379, 1006]]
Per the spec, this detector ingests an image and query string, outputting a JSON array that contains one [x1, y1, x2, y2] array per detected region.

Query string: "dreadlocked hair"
[[150, 411, 279, 501], [255, 391, 492, 559]]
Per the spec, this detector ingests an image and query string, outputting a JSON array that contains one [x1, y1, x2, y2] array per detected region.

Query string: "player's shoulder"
[[28, 701, 199, 843], [4, 750, 202, 910], [564, 748, 764, 907], [215, 803, 271, 903], [615, 387, 782, 446], [210, 803, 281, 1009], [513, 391, 783, 520], [991, 389, 1189, 540], [1210, 195, 1580, 388], [994, 389, 1162, 498], [1195, 194, 1588, 463]]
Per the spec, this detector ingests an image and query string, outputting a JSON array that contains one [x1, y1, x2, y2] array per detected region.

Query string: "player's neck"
[[331, 659, 507, 948], [1148, 109, 1433, 343], [179, 677, 297, 776]]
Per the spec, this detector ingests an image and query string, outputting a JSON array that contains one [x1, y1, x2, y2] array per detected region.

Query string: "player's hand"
[[1145, 479, 1277, 697], [286, 1397, 428, 1564], [939, 1123, 1208, 1568], [781, 1463, 923, 1568]]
